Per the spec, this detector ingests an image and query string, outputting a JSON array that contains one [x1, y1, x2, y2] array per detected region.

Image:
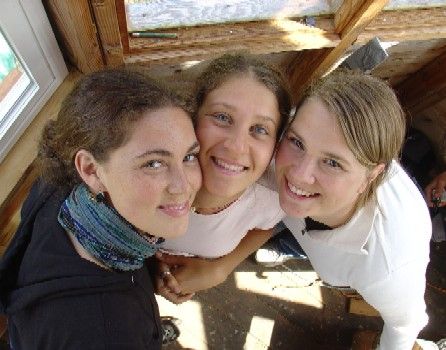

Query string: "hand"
[[154, 257, 194, 304], [156, 252, 229, 294], [425, 171, 446, 207]]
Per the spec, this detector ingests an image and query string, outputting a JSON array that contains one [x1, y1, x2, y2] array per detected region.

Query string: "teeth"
[[287, 181, 315, 197], [214, 158, 244, 172], [162, 203, 186, 210]]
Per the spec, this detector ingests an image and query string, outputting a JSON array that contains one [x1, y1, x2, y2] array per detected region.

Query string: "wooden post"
[[286, 0, 389, 102], [44, 0, 104, 73], [90, 0, 124, 67]]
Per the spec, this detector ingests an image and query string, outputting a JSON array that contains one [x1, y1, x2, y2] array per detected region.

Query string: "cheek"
[[189, 166, 203, 191], [195, 120, 215, 149], [275, 143, 293, 171]]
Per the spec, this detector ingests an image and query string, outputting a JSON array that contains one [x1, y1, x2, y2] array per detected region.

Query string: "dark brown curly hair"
[[37, 67, 190, 189]]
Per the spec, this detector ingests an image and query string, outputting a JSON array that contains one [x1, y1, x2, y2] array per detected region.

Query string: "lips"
[[211, 156, 248, 174], [158, 201, 190, 217]]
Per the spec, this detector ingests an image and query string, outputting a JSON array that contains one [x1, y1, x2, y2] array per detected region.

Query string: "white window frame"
[[0, 0, 67, 163]]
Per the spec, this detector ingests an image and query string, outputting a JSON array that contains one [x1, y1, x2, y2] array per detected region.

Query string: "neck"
[[312, 204, 357, 229], [193, 187, 243, 213]]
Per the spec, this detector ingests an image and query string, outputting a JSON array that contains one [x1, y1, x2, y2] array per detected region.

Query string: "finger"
[[164, 274, 182, 294], [173, 292, 195, 304], [425, 182, 435, 203], [157, 253, 187, 266]]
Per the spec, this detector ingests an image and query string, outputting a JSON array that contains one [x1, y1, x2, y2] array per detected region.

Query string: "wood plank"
[[396, 49, 446, 115], [125, 0, 339, 32], [0, 164, 38, 256], [114, 0, 129, 54], [348, 298, 380, 317], [357, 7, 446, 43], [44, 0, 104, 73], [91, 0, 124, 66], [286, 0, 389, 102], [125, 18, 339, 65], [372, 39, 446, 85]]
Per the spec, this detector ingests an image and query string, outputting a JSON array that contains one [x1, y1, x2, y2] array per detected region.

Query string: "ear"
[[74, 149, 105, 194], [358, 163, 385, 194]]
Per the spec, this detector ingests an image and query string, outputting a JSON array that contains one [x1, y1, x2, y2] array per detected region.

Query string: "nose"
[[167, 166, 190, 195], [223, 128, 249, 154], [289, 155, 316, 185]]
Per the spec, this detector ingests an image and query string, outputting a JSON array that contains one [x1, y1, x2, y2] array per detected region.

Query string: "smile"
[[286, 180, 318, 198], [212, 156, 247, 173], [158, 201, 190, 217]]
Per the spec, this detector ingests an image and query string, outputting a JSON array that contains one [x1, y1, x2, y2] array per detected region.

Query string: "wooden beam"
[[396, 49, 446, 116], [114, 0, 129, 54], [124, 17, 339, 65], [90, 0, 124, 66], [286, 0, 389, 102], [357, 7, 446, 44], [44, 0, 104, 73]]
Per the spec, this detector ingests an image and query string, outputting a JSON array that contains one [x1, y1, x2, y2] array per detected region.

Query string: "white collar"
[[303, 199, 378, 255]]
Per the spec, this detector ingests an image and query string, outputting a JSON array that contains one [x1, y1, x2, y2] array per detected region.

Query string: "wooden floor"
[[158, 242, 446, 350]]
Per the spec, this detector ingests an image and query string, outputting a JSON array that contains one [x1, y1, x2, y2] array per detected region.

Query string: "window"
[[0, 0, 67, 162]]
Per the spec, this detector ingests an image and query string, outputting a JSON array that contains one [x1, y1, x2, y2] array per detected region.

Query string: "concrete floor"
[[158, 241, 446, 350]]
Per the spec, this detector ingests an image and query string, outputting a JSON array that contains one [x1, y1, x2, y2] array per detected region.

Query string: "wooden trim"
[[114, 0, 129, 54], [44, 0, 104, 73], [124, 17, 339, 65], [396, 49, 446, 115], [286, 0, 389, 102], [0, 164, 38, 256], [91, 0, 124, 67]]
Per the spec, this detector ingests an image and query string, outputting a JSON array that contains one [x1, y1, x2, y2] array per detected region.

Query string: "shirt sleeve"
[[357, 258, 428, 350]]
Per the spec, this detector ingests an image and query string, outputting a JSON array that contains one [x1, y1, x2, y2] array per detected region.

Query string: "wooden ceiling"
[[45, 0, 446, 112]]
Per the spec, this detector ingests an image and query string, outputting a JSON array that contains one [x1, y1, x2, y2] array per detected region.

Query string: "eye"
[[184, 152, 199, 163], [250, 124, 269, 136], [288, 135, 304, 150], [142, 160, 164, 169], [324, 158, 342, 169], [212, 113, 231, 124]]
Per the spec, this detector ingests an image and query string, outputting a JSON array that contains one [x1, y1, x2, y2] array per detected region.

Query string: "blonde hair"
[[296, 69, 406, 209]]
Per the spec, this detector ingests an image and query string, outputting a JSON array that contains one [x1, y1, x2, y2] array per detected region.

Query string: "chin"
[[160, 221, 189, 239], [279, 197, 308, 218]]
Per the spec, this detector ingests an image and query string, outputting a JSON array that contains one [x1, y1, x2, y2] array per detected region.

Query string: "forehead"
[[117, 107, 195, 156], [203, 76, 279, 113], [292, 98, 354, 159]]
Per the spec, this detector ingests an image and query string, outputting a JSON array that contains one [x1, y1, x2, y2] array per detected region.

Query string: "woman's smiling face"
[[275, 97, 373, 228], [195, 75, 280, 203], [95, 107, 202, 238]]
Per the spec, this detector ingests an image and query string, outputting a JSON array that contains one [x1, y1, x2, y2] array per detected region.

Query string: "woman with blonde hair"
[[276, 70, 431, 349]]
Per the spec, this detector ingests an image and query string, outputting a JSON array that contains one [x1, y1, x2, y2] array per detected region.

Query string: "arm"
[[424, 171, 446, 207], [357, 260, 428, 350], [157, 228, 273, 296]]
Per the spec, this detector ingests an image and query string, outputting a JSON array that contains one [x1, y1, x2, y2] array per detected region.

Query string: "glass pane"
[[0, 29, 32, 123]]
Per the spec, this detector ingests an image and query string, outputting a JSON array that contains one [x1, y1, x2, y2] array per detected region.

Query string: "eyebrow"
[[288, 127, 351, 166], [207, 102, 278, 126], [135, 141, 200, 159]]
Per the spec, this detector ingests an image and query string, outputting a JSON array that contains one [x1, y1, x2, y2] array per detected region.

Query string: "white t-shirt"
[[161, 182, 285, 258], [283, 161, 431, 350]]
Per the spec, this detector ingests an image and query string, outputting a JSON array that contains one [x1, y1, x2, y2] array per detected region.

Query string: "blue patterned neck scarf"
[[58, 183, 164, 271]]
